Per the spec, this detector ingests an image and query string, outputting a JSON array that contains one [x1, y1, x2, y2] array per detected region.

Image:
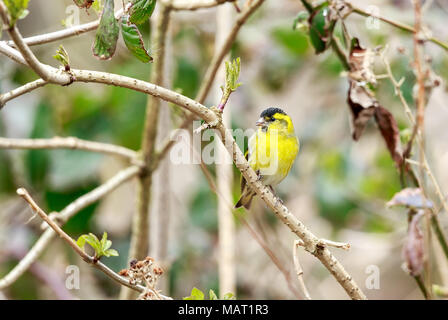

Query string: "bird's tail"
[[235, 189, 256, 210]]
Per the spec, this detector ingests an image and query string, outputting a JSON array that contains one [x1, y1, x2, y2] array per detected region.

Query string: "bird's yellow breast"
[[248, 123, 299, 186]]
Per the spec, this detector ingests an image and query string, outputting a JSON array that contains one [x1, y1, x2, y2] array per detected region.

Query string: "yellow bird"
[[235, 107, 300, 209]]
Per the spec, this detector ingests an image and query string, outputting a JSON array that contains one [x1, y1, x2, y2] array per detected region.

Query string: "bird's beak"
[[255, 117, 266, 127]]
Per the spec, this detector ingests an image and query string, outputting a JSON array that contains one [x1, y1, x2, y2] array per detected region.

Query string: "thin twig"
[[296, 239, 351, 251], [412, 0, 431, 298], [346, 1, 448, 51], [16, 188, 171, 299], [380, 51, 448, 215], [293, 240, 311, 300], [0, 166, 140, 289]]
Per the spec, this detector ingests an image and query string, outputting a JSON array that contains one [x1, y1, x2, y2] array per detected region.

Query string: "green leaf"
[[183, 287, 205, 300], [308, 2, 336, 54], [223, 292, 236, 300], [53, 45, 70, 68], [104, 249, 119, 257], [129, 0, 156, 25], [18, 8, 28, 19], [209, 289, 218, 300], [4, 0, 30, 26], [100, 231, 108, 249], [92, 0, 119, 60], [121, 15, 153, 63], [222, 57, 242, 94], [77, 232, 119, 259], [77, 233, 101, 254]]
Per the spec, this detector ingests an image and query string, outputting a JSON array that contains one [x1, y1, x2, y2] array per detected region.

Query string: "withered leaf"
[[403, 211, 425, 276], [347, 80, 377, 140], [73, 0, 94, 9], [92, 0, 119, 60], [349, 38, 376, 84], [387, 188, 433, 209], [374, 106, 403, 167]]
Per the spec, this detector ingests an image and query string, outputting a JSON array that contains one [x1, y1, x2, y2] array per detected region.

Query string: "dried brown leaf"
[[403, 211, 425, 276], [73, 0, 94, 9], [347, 80, 377, 140], [374, 106, 403, 167], [387, 188, 433, 209], [348, 38, 376, 84]]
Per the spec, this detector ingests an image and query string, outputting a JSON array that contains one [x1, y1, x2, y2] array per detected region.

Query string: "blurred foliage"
[[189, 178, 218, 232], [45, 184, 99, 234]]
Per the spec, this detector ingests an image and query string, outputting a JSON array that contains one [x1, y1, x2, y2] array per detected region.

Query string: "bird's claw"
[[274, 196, 284, 207]]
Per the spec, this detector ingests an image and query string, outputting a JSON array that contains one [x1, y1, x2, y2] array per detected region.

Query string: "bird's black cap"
[[260, 107, 286, 118]]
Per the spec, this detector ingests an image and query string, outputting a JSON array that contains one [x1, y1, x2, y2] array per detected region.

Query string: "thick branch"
[[168, 0, 235, 11], [0, 41, 26, 65], [0, 136, 138, 161], [0, 79, 47, 108], [5, 9, 124, 47]]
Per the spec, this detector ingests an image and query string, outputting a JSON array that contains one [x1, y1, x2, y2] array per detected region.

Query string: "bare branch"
[[215, 3, 236, 297], [293, 240, 311, 300], [0, 79, 47, 108], [0, 2, 71, 84], [0, 41, 26, 65], [0, 166, 140, 289], [0, 136, 139, 161], [168, 0, 235, 11], [5, 9, 124, 47], [296, 239, 351, 251], [380, 50, 448, 215], [346, 1, 448, 51]]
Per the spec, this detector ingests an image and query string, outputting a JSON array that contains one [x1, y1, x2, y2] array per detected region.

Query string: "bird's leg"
[[256, 170, 263, 181], [269, 185, 284, 206]]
